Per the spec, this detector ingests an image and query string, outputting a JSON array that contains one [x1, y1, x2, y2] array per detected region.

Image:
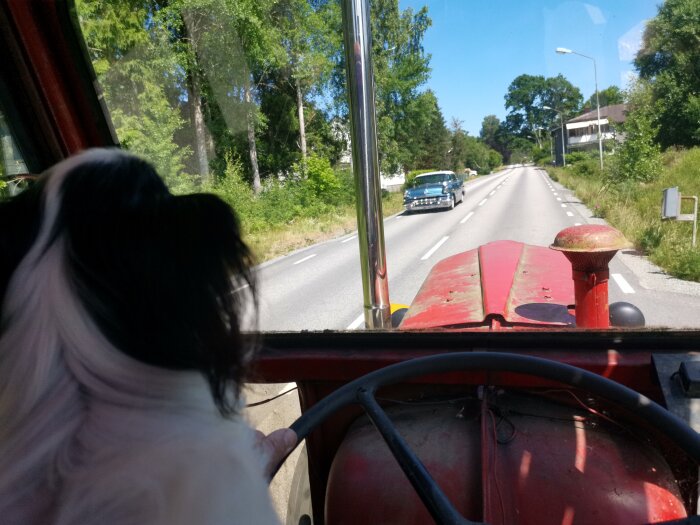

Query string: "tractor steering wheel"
[[276, 352, 700, 525]]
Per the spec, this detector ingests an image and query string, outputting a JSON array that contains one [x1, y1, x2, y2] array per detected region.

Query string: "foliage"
[[635, 0, 700, 148], [582, 85, 623, 113], [549, 147, 700, 281], [294, 154, 341, 198], [607, 80, 662, 183], [504, 74, 582, 145]]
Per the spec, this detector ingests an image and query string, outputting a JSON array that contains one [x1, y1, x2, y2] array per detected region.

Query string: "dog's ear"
[[0, 181, 44, 312], [138, 192, 257, 412]]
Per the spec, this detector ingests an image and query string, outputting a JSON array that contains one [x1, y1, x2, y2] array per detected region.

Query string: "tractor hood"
[[400, 240, 575, 330]]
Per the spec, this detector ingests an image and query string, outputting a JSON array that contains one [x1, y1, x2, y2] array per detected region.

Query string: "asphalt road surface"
[[257, 165, 700, 331]]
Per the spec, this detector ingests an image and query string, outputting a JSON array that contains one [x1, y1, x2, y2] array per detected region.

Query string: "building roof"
[[567, 104, 628, 124]]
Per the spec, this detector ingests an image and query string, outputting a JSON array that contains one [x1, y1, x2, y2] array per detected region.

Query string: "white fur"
[[0, 150, 278, 524]]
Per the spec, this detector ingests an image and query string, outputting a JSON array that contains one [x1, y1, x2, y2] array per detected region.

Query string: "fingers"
[[256, 428, 298, 479]]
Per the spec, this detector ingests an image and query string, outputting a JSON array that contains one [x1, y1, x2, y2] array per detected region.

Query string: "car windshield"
[[70, 0, 700, 332], [414, 174, 448, 185]]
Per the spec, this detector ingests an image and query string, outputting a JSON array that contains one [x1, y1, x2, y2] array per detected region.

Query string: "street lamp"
[[543, 105, 566, 167], [556, 47, 604, 170]]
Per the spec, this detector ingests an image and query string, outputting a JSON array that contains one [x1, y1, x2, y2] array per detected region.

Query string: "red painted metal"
[[480, 241, 523, 320], [480, 392, 686, 525], [325, 405, 482, 524], [4, 1, 114, 156], [399, 241, 574, 330], [551, 225, 632, 328], [323, 396, 686, 525]]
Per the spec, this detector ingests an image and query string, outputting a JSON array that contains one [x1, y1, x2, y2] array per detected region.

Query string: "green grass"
[[243, 191, 404, 262], [548, 147, 700, 281]]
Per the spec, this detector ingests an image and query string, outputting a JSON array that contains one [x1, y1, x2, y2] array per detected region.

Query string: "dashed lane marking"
[[347, 313, 365, 330], [460, 211, 474, 224], [489, 191, 496, 196], [341, 235, 357, 244], [566, 212, 574, 217], [294, 254, 317, 265], [478, 199, 488, 206], [561, 204, 568, 208], [421, 236, 449, 260], [612, 273, 635, 294]]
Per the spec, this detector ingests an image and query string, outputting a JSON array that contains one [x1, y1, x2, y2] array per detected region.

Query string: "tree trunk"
[[244, 82, 261, 194], [296, 80, 307, 158], [188, 72, 210, 184]]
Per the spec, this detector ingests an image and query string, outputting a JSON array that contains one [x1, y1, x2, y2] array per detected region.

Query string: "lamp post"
[[543, 105, 566, 167], [556, 47, 604, 170]]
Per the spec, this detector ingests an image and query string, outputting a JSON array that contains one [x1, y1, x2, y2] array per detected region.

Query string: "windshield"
[[73, 0, 700, 331], [413, 174, 449, 185]]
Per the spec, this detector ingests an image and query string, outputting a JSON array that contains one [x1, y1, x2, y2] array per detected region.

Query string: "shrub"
[[294, 155, 341, 200], [565, 151, 592, 164], [608, 80, 662, 184], [405, 169, 437, 189]]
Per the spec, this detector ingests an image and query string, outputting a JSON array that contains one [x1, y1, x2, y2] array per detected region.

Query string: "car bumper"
[[404, 195, 452, 211]]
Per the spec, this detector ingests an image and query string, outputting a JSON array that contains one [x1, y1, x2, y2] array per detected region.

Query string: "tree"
[[635, 0, 700, 148], [609, 80, 662, 183], [504, 74, 582, 146], [77, 0, 194, 188], [582, 85, 623, 113], [409, 91, 449, 170]]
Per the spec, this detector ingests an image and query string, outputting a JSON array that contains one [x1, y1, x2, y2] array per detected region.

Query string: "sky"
[[397, 0, 662, 136]]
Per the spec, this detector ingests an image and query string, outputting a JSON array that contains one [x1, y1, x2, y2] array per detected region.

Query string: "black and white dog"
[[0, 149, 278, 525]]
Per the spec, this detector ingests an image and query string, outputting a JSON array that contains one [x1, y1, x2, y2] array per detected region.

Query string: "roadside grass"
[[548, 147, 700, 281], [245, 192, 404, 262]]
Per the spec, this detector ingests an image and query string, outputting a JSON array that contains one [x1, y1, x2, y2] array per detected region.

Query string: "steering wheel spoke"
[[357, 387, 476, 525]]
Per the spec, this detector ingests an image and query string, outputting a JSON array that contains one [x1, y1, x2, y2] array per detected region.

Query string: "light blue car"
[[403, 171, 465, 212]]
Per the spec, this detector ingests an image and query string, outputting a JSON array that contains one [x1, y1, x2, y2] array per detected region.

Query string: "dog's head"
[[0, 148, 256, 414]]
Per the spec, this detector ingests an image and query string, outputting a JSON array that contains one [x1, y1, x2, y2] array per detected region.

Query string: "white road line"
[[557, 198, 562, 201], [561, 204, 567, 208], [612, 273, 636, 294], [341, 235, 357, 244], [478, 199, 488, 206], [347, 313, 365, 330], [276, 382, 297, 396], [421, 236, 449, 260], [489, 191, 496, 196], [574, 222, 582, 226], [460, 211, 474, 224], [553, 192, 558, 195], [293, 253, 317, 265], [566, 211, 574, 217]]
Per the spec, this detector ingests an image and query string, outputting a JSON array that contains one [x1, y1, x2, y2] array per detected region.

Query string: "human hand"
[[254, 428, 298, 479]]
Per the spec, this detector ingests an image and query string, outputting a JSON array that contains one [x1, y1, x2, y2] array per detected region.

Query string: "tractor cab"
[[2, 1, 700, 524]]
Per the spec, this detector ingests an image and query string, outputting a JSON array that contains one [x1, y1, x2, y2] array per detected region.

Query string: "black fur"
[[0, 150, 256, 415]]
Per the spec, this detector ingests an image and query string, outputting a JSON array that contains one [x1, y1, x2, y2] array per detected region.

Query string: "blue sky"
[[397, 0, 662, 135]]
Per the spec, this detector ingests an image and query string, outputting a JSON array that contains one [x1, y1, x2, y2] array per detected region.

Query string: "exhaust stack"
[[550, 225, 632, 328]]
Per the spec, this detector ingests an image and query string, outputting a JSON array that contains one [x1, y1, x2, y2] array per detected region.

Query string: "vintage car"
[[2, 1, 700, 525], [403, 171, 465, 212]]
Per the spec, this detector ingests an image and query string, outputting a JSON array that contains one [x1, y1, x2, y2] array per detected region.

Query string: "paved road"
[[257, 165, 700, 331]]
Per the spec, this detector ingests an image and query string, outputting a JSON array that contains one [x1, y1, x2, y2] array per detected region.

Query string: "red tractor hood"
[[400, 240, 575, 330]]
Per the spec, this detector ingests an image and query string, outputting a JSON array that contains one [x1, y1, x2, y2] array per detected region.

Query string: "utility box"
[[661, 187, 698, 247], [662, 187, 680, 219]]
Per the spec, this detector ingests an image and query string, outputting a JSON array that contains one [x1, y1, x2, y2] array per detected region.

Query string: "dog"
[[0, 149, 280, 524]]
